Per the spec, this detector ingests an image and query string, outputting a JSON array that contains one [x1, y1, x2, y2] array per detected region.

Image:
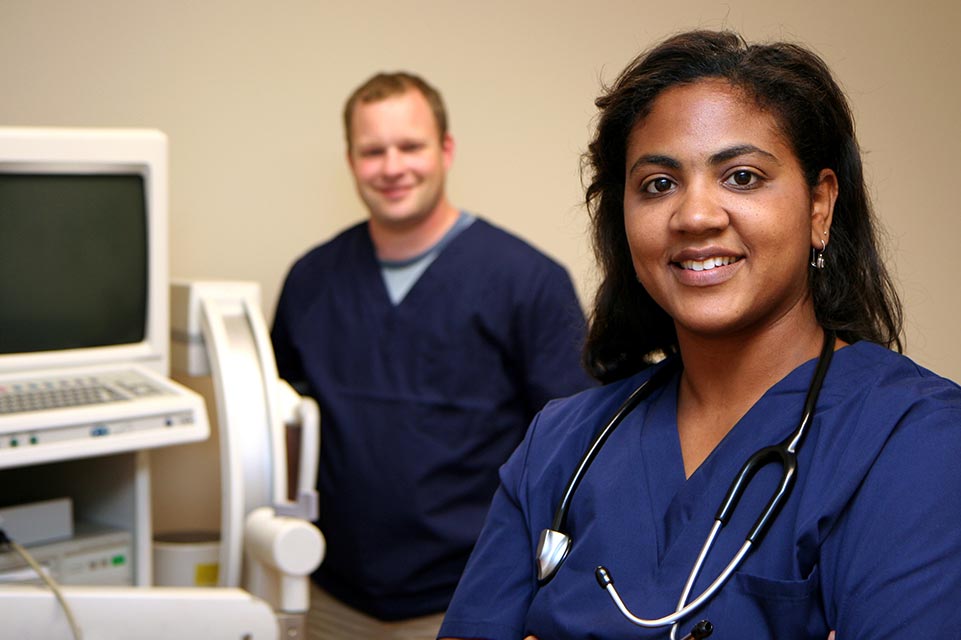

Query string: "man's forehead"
[[349, 91, 441, 142]]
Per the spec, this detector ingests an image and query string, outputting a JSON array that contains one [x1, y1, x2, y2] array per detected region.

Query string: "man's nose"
[[381, 147, 404, 176]]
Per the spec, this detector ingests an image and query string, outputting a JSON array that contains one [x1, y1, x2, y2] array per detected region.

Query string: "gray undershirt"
[[379, 211, 476, 305]]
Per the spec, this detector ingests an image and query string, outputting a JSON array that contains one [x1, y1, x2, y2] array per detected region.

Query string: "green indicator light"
[[30, 436, 38, 445], [112, 555, 126, 566], [10, 439, 18, 447]]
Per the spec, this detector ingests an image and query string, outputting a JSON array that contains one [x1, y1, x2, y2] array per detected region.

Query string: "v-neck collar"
[[637, 353, 829, 568], [362, 213, 475, 310]]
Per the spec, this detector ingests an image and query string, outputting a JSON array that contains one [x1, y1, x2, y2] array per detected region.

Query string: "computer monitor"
[[0, 127, 169, 376]]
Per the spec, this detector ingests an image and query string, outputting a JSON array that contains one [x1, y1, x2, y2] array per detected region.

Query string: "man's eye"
[[643, 177, 675, 194]]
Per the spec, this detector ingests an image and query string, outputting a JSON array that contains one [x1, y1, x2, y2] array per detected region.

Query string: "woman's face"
[[623, 79, 836, 342]]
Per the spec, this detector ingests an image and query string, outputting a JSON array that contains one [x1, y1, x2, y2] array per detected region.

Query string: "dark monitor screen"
[[0, 173, 148, 355]]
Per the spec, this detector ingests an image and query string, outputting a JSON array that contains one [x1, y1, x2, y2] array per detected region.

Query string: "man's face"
[[347, 89, 453, 231]]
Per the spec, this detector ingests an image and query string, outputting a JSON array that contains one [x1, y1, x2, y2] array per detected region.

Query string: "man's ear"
[[442, 133, 455, 171]]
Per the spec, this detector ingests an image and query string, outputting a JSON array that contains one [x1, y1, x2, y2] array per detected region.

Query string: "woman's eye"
[[725, 170, 759, 188], [643, 177, 675, 194]]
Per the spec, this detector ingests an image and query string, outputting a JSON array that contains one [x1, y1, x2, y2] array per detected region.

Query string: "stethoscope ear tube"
[[680, 620, 714, 639]]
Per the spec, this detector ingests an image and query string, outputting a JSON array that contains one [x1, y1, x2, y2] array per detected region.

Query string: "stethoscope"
[[535, 330, 836, 640]]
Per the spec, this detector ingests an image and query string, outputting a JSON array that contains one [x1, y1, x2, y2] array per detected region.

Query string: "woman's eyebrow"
[[628, 154, 680, 176], [709, 144, 779, 166], [628, 144, 780, 176]]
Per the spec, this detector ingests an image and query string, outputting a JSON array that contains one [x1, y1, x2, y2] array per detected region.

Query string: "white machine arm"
[[169, 280, 325, 630], [245, 507, 324, 614], [272, 381, 320, 521]]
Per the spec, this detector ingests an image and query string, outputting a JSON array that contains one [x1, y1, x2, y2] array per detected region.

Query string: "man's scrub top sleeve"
[[439, 420, 541, 640], [824, 399, 961, 637], [515, 264, 594, 412], [270, 275, 307, 388]]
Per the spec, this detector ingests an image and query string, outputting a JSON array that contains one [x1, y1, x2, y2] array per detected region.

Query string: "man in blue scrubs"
[[271, 72, 593, 639]]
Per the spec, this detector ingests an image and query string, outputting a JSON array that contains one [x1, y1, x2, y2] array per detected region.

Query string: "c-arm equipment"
[[0, 280, 325, 639]]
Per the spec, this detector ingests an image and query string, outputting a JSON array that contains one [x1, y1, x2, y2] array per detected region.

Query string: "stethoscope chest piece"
[[536, 528, 571, 582]]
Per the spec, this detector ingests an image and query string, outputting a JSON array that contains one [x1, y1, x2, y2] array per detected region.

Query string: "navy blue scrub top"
[[272, 218, 593, 619], [439, 341, 961, 639]]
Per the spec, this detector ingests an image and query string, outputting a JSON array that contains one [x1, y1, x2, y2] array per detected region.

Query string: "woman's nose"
[[670, 180, 730, 234]]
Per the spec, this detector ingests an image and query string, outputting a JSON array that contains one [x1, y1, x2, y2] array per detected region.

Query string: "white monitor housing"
[[0, 127, 169, 377], [0, 127, 208, 468]]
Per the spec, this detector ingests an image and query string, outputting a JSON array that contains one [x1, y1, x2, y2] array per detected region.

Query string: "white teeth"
[[679, 256, 736, 271]]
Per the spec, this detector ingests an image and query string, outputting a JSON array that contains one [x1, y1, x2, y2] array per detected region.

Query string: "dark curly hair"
[[582, 30, 903, 383]]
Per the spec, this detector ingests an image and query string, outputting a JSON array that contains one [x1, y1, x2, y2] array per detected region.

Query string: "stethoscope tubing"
[[597, 330, 836, 632], [596, 536, 752, 627], [537, 329, 837, 636], [549, 358, 682, 533]]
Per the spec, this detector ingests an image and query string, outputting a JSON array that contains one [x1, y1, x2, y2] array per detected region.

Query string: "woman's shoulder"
[[815, 344, 961, 633], [501, 365, 672, 508], [833, 341, 961, 408], [812, 341, 961, 480], [527, 362, 672, 453]]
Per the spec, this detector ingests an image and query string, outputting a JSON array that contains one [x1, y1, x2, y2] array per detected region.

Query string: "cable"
[[0, 528, 83, 640]]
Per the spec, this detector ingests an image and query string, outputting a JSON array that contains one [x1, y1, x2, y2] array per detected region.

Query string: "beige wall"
[[2, 0, 959, 386]]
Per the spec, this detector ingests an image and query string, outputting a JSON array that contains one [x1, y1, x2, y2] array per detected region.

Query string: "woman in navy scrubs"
[[438, 30, 961, 639]]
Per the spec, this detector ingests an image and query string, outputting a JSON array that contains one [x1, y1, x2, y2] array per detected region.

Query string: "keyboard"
[[0, 366, 209, 468], [0, 370, 169, 416]]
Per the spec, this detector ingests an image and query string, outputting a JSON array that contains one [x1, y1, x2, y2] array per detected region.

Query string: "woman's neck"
[[674, 314, 826, 477]]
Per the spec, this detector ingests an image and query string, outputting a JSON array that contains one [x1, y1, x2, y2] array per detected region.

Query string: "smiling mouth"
[[676, 256, 740, 271], [379, 185, 412, 197]]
